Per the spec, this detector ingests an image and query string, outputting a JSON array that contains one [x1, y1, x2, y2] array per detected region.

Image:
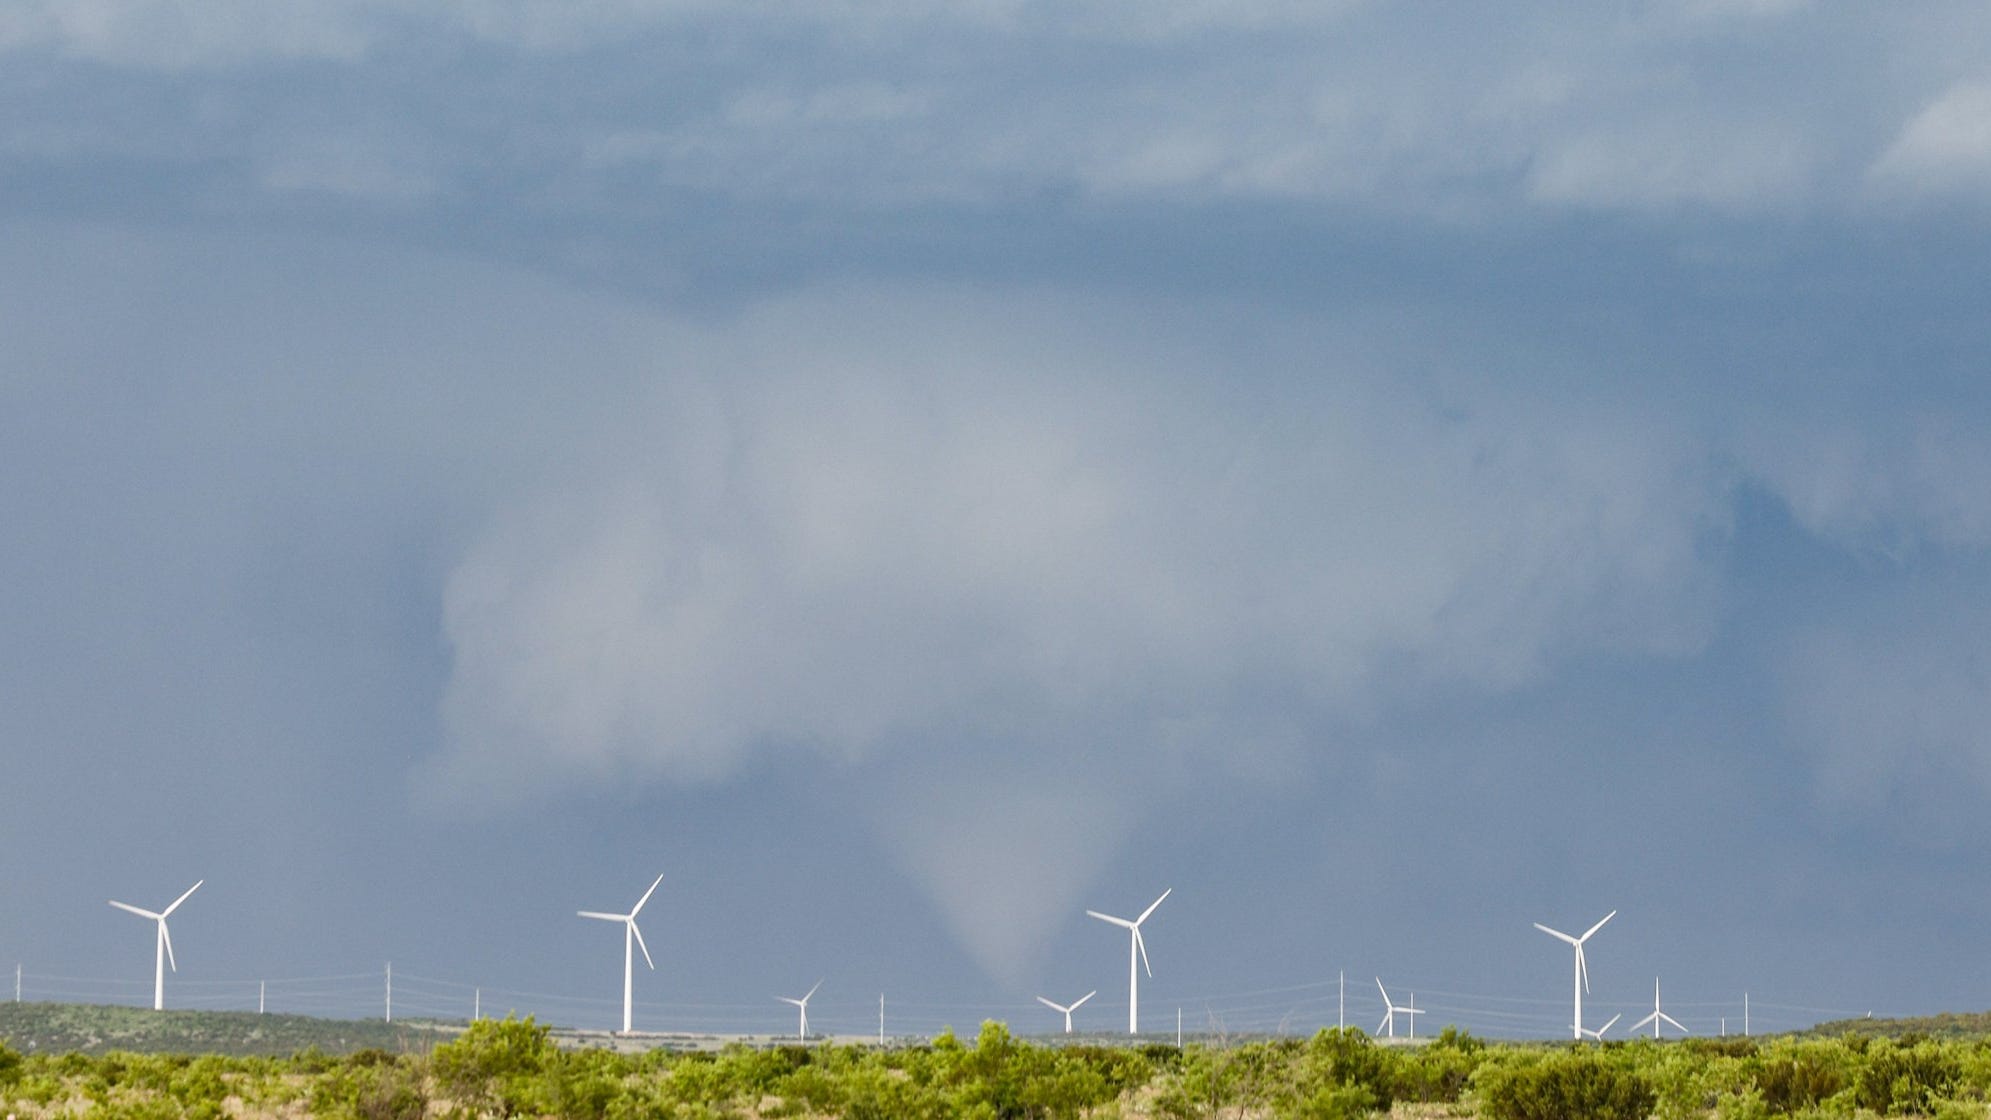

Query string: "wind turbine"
[[1374, 978, 1423, 1040], [1534, 910, 1615, 1040], [578, 873, 662, 1034], [1036, 990, 1097, 1034], [1580, 1013, 1622, 1040], [1630, 977, 1688, 1038], [778, 979, 823, 1040], [108, 880, 202, 1011], [1087, 887, 1170, 1035]]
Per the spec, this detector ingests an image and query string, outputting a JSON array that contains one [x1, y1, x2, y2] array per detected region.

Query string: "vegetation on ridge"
[[6, 1007, 1991, 1117]]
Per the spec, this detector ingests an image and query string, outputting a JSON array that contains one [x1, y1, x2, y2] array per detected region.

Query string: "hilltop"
[[0, 1002, 457, 1057], [1808, 1009, 1991, 1041]]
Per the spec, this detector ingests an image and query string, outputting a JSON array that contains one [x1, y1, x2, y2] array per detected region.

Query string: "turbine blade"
[[778, 997, 802, 1007], [1580, 910, 1617, 942], [1087, 910, 1136, 929], [1072, 991, 1096, 1009], [161, 921, 177, 972], [578, 911, 626, 922], [1037, 997, 1065, 1013], [1376, 977, 1391, 1005], [1137, 887, 1172, 925], [1377, 1010, 1392, 1034], [1661, 1013, 1688, 1034], [805, 979, 823, 1002], [631, 874, 664, 917], [1533, 922, 1581, 946], [163, 880, 203, 917], [631, 920, 655, 970], [1631, 1012, 1659, 1032], [110, 901, 161, 919], [1598, 1013, 1621, 1035], [1135, 928, 1151, 977]]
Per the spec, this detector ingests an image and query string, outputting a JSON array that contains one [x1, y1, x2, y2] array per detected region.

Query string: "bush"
[[429, 1014, 561, 1117], [1755, 1049, 1846, 1114], [1854, 1039, 1961, 1115], [311, 1057, 428, 1120], [1297, 1027, 1398, 1113], [1476, 1050, 1657, 1120]]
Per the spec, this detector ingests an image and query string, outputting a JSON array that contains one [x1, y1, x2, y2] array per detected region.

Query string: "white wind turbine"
[[1534, 910, 1615, 1040], [1087, 887, 1170, 1035], [778, 979, 823, 1040], [1580, 1013, 1622, 1040], [578, 873, 663, 1034], [109, 880, 203, 1011], [1374, 978, 1424, 1040], [1036, 990, 1097, 1034], [1630, 977, 1688, 1038]]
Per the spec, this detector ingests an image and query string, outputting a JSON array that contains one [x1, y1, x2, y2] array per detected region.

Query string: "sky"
[[5, 0, 1991, 1041]]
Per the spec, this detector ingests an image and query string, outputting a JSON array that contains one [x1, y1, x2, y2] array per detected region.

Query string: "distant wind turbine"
[[109, 880, 202, 1011], [779, 979, 823, 1040], [1087, 887, 1170, 1034], [1036, 990, 1097, 1034], [1630, 977, 1688, 1038], [578, 873, 663, 1034], [1534, 910, 1615, 1040], [1375, 978, 1423, 1040], [1580, 1013, 1622, 1040]]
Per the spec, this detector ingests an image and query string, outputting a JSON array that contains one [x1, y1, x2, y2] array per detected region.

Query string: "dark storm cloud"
[[5, 2, 1991, 1028]]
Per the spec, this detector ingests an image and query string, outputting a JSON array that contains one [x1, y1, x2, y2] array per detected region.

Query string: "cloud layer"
[[426, 285, 1742, 975], [9, 3, 1991, 222]]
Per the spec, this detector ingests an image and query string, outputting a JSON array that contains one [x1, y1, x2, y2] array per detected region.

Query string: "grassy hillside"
[[1810, 1008, 1991, 1040], [0, 1001, 457, 1056]]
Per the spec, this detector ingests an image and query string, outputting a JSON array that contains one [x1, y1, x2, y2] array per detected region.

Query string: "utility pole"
[[1176, 1008, 1182, 1048], [1744, 992, 1749, 1037], [1338, 970, 1345, 1030], [385, 963, 392, 1023], [878, 994, 885, 1046], [259, 981, 265, 1015], [475, 989, 481, 1022]]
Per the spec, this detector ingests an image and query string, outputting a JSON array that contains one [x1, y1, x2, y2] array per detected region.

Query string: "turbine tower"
[[1087, 887, 1170, 1035], [108, 880, 202, 1011], [778, 979, 823, 1040], [1375, 978, 1423, 1040], [1630, 977, 1689, 1038], [1534, 910, 1615, 1040], [1036, 990, 1097, 1034], [578, 873, 662, 1034]]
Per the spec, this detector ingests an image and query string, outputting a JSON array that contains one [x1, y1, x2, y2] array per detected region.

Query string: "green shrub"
[[1276, 1083, 1380, 1120], [428, 1014, 560, 1117], [1756, 1049, 1847, 1114], [1296, 1027, 1398, 1113], [1476, 1050, 1657, 1120], [1854, 1040, 1961, 1115], [310, 1052, 427, 1120]]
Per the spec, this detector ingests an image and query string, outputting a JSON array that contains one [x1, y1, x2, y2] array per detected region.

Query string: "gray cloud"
[[8, 4, 1991, 221], [1779, 588, 1991, 843], [426, 283, 1737, 977]]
